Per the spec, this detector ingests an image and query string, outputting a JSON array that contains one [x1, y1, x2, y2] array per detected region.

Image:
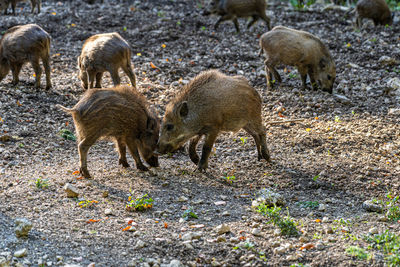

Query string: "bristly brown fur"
[[171, 69, 219, 106]]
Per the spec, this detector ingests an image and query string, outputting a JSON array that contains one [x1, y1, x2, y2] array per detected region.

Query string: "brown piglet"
[[0, 0, 41, 15], [57, 85, 159, 178], [157, 69, 270, 171], [259, 26, 336, 93], [203, 0, 271, 32], [356, 0, 393, 28], [0, 24, 51, 89], [78, 32, 137, 90]]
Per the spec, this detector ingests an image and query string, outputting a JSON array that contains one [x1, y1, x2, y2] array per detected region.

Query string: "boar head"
[[317, 58, 336, 94], [138, 116, 160, 167], [158, 101, 193, 154], [203, 0, 223, 16]]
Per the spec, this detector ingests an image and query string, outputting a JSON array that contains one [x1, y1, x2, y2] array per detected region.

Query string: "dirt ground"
[[0, 0, 399, 266]]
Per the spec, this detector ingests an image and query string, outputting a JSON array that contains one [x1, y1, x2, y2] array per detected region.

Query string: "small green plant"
[[201, 26, 206, 31], [288, 72, 297, 79], [369, 37, 377, 42], [334, 115, 341, 122], [313, 232, 322, 239], [365, 231, 400, 266], [223, 175, 236, 184], [372, 191, 400, 221], [298, 201, 319, 209], [312, 174, 320, 181], [239, 137, 248, 145], [78, 199, 98, 208], [256, 204, 299, 237], [176, 20, 181, 26], [289, 0, 316, 10], [157, 11, 164, 17], [346, 246, 371, 261], [182, 206, 198, 220], [35, 178, 49, 189], [126, 194, 153, 211], [59, 129, 76, 141]]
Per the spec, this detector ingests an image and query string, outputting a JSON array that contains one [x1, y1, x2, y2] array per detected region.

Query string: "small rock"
[[14, 248, 27, 258], [251, 228, 262, 237], [274, 246, 286, 254], [215, 224, 230, 235], [388, 108, 400, 115], [102, 191, 109, 198], [15, 218, 32, 238], [229, 237, 240, 244], [273, 229, 281, 236], [177, 196, 188, 202], [271, 241, 280, 248], [322, 216, 330, 223], [346, 63, 360, 68], [324, 226, 334, 234], [104, 209, 113, 216], [214, 201, 226, 206], [318, 204, 326, 211], [252, 189, 285, 207], [362, 200, 383, 213], [316, 241, 325, 250], [378, 56, 397, 66], [221, 211, 230, 216], [168, 259, 184, 267], [369, 227, 379, 235], [216, 236, 226, 243], [286, 254, 300, 261], [182, 232, 202, 241], [333, 94, 351, 104], [299, 236, 309, 242], [134, 240, 146, 249], [64, 183, 79, 198]]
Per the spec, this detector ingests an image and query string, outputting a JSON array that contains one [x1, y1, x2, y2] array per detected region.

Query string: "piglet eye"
[[327, 75, 332, 80], [166, 124, 174, 131]]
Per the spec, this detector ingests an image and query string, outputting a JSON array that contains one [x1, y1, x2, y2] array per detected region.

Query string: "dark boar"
[[157, 70, 270, 171], [57, 85, 159, 178], [78, 32, 136, 90], [259, 26, 336, 93], [0, 0, 41, 15], [356, 0, 393, 27], [0, 24, 51, 89], [203, 0, 271, 32]]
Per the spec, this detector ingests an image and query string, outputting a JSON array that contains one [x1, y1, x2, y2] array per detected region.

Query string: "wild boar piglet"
[[259, 26, 336, 93], [356, 0, 393, 28], [0, 23, 51, 89], [78, 32, 136, 90], [158, 69, 271, 171], [58, 85, 159, 178], [0, 0, 41, 15]]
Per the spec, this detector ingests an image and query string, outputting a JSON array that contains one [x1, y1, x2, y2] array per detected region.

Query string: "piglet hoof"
[[45, 84, 52, 90], [137, 165, 149, 172], [80, 167, 91, 179], [119, 159, 130, 168], [189, 155, 200, 165], [197, 162, 208, 172]]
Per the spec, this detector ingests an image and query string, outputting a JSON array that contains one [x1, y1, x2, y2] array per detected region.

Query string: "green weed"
[[256, 204, 299, 237], [346, 246, 371, 261], [35, 178, 49, 189]]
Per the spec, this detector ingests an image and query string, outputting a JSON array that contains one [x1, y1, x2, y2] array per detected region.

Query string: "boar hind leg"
[[116, 139, 130, 168], [10, 63, 23, 85], [260, 13, 271, 31], [42, 56, 51, 89], [87, 70, 96, 89], [198, 131, 218, 171], [298, 67, 308, 90], [189, 135, 202, 164], [78, 137, 97, 178], [215, 14, 234, 30], [122, 63, 136, 88], [247, 15, 259, 29], [95, 72, 103, 88], [244, 125, 270, 162], [109, 68, 121, 86], [126, 137, 148, 171], [30, 58, 42, 88]]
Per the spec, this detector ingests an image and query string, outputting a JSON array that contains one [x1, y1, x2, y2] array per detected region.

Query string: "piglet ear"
[[178, 101, 189, 118], [146, 117, 157, 131]]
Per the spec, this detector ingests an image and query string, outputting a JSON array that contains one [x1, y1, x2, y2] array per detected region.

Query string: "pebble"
[[316, 241, 325, 250], [216, 236, 226, 243], [299, 236, 309, 242], [168, 259, 184, 267], [221, 211, 230, 216], [177, 196, 188, 202], [273, 229, 281, 236], [251, 189, 286, 207], [134, 240, 146, 249], [274, 246, 287, 254], [362, 200, 383, 213], [14, 248, 27, 258], [104, 209, 113, 216], [318, 204, 326, 211], [271, 241, 280, 247], [324, 226, 334, 234], [64, 183, 79, 198], [229, 237, 240, 244], [251, 228, 262, 237], [369, 227, 379, 235], [215, 224, 230, 235], [182, 232, 202, 241], [15, 218, 33, 238], [322, 216, 330, 223]]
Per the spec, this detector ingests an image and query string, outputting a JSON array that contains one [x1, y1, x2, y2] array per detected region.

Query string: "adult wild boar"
[[203, 0, 271, 32], [259, 26, 336, 93], [0, 24, 51, 89], [78, 32, 136, 89], [158, 70, 271, 171], [356, 0, 393, 27], [57, 85, 159, 178]]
